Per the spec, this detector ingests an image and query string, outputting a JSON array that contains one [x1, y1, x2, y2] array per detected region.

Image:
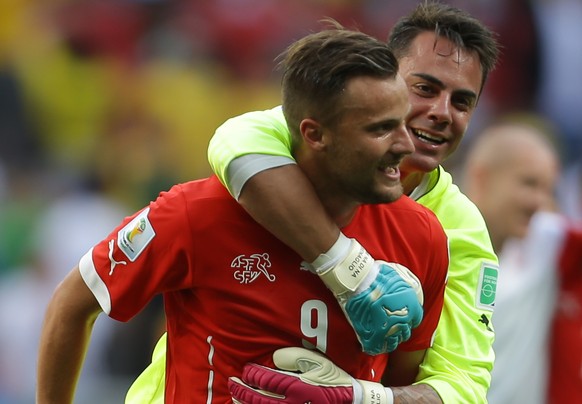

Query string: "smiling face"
[[300, 74, 413, 214], [397, 31, 483, 188]]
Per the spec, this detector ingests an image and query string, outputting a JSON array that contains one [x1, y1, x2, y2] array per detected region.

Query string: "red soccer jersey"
[[79, 176, 449, 403]]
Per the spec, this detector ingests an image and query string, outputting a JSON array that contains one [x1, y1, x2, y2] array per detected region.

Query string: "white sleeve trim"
[[79, 247, 112, 315], [227, 154, 296, 200]]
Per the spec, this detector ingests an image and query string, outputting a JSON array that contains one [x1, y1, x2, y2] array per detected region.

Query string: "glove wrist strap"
[[354, 379, 394, 404], [309, 232, 352, 273], [317, 237, 375, 297]]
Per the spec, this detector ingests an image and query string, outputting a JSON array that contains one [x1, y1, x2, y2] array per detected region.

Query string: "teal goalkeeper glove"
[[229, 347, 393, 404], [307, 235, 424, 355]]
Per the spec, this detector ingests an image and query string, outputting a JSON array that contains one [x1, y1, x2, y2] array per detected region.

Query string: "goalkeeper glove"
[[306, 234, 424, 355], [229, 347, 393, 404]]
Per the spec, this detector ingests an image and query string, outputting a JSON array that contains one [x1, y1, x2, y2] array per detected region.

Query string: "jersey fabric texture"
[[207, 106, 499, 403], [80, 176, 449, 403]]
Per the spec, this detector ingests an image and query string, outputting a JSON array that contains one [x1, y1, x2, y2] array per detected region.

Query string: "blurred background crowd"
[[0, 0, 581, 402]]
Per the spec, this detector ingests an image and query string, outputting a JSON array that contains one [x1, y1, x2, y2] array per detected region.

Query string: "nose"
[[392, 122, 415, 156], [535, 188, 557, 212], [429, 95, 452, 126]]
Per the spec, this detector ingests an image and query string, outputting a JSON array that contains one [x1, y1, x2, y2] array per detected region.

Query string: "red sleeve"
[[559, 225, 582, 281], [83, 184, 194, 322]]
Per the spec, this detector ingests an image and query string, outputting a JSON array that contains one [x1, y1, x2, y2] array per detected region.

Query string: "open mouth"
[[378, 163, 400, 179], [379, 165, 398, 173], [411, 128, 446, 145]]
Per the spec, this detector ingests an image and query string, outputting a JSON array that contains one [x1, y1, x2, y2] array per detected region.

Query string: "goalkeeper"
[[128, 2, 500, 403], [37, 21, 449, 404]]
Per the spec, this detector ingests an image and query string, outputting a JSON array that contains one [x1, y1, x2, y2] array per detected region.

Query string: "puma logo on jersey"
[[479, 314, 493, 331], [108, 239, 127, 275], [231, 253, 276, 284]]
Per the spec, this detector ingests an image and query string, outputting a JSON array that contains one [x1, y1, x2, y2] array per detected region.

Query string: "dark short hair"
[[277, 19, 399, 143], [388, 1, 500, 91]]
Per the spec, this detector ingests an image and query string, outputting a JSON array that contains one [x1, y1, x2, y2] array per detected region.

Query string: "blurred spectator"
[[458, 114, 582, 404], [460, 115, 557, 403], [0, 66, 42, 173], [0, 168, 46, 276], [550, 131, 582, 401], [0, 179, 131, 402]]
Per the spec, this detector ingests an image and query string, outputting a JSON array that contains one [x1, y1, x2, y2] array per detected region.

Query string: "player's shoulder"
[[154, 176, 235, 208], [360, 195, 444, 237], [154, 176, 249, 231], [420, 168, 498, 265], [419, 167, 487, 230], [386, 194, 442, 225], [218, 106, 287, 134]]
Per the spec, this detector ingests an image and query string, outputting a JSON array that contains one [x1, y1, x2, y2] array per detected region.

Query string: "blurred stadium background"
[[0, 0, 581, 402]]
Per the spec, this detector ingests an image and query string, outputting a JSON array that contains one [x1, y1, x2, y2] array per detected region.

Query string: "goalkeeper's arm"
[[236, 162, 340, 263]]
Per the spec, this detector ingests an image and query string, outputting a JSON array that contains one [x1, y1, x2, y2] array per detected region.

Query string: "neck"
[[317, 190, 360, 228], [401, 171, 426, 196], [297, 153, 360, 228]]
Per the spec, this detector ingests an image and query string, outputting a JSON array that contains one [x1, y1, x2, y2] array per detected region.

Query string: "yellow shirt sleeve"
[[207, 105, 293, 194]]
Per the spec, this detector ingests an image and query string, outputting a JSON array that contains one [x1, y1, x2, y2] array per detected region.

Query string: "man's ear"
[[299, 118, 326, 151]]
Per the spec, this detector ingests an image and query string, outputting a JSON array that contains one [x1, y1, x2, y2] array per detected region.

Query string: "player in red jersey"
[[36, 22, 449, 403]]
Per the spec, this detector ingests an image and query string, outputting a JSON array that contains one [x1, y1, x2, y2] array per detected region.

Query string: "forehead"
[[485, 127, 559, 180], [399, 31, 483, 95], [340, 75, 409, 120]]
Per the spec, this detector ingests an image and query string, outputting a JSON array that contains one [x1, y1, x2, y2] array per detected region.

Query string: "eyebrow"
[[412, 73, 478, 100]]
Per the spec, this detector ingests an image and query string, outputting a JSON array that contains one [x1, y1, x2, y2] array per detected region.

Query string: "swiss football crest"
[[231, 253, 276, 284]]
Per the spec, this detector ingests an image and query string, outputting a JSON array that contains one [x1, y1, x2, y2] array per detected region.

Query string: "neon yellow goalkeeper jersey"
[[408, 164, 498, 403], [127, 106, 499, 403]]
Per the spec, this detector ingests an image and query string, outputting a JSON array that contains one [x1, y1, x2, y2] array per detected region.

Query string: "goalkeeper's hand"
[[308, 236, 424, 355], [228, 347, 393, 404]]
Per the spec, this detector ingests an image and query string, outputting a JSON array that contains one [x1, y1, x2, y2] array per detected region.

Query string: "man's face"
[[398, 31, 483, 177], [316, 74, 413, 205], [480, 129, 559, 242]]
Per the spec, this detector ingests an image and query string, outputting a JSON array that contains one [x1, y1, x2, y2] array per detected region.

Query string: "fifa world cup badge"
[[118, 208, 156, 262]]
